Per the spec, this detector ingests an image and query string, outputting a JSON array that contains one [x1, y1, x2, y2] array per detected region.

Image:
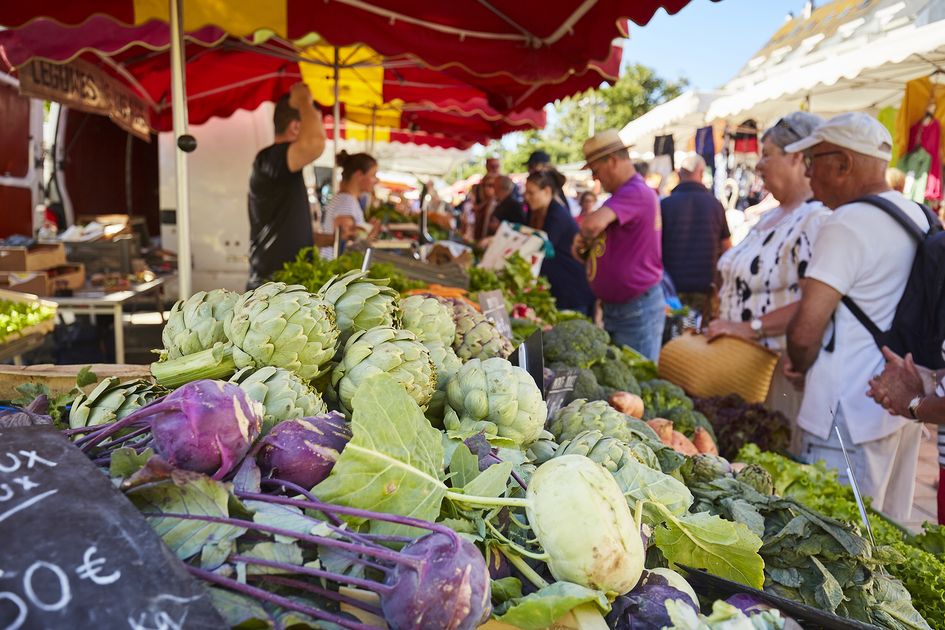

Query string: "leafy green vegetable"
[[620, 345, 658, 381], [609, 457, 694, 522], [651, 504, 766, 589], [494, 582, 610, 630], [313, 373, 447, 537], [695, 395, 791, 459], [0, 298, 55, 342], [274, 247, 425, 295]]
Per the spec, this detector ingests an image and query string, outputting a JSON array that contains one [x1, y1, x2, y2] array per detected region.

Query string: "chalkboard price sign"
[[0, 426, 222, 630], [477, 290, 513, 339], [545, 368, 581, 421]]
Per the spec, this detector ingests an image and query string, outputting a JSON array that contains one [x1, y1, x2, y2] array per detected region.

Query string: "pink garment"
[[909, 117, 942, 201]]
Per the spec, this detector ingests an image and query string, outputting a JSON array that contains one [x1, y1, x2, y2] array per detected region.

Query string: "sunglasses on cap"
[[775, 117, 802, 142]]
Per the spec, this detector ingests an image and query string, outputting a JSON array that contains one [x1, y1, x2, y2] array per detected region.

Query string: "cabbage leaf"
[[495, 582, 610, 630]]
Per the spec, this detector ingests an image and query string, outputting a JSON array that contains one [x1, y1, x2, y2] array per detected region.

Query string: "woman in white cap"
[[706, 111, 827, 435]]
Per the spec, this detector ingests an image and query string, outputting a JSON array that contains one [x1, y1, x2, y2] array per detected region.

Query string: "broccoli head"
[[660, 406, 716, 441], [640, 378, 693, 419], [591, 350, 641, 395], [572, 368, 612, 402], [542, 319, 610, 369]]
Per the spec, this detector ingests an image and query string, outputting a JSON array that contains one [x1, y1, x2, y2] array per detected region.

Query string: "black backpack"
[[833, 194, 945, 368]]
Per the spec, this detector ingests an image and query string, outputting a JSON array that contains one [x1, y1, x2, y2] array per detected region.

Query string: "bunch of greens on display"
[[0, 298, 55, 342], [274, 247, 425, 294], [469, 253, 558, 325], [693, 394, 792, 460]]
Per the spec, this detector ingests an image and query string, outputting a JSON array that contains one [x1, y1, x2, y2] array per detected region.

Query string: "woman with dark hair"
[[577, 190, 597, 226], [523, 171, 596, 316], [320, 151, 378, 259]]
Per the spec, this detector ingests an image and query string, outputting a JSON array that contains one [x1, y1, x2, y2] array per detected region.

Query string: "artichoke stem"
[[150, 345, 237, 388]]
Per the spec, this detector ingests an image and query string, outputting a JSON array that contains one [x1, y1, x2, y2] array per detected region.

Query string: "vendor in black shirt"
[[247, 83, 327, 289]]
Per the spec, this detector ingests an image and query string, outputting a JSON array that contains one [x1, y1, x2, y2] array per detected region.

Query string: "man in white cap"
[[574, 129, 665, 361], [785, 112, 930, 520]]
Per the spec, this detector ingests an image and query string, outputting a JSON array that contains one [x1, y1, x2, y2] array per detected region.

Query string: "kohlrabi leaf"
[[242, 542, 304, 575], [313, 374, 447, 537], [124, 459, 246, 562], [449, 443, 482, 488], [245, 499, 326, 543], [109, 446, 154, 479], [495, 582, 610, 630], [652, 504, 765, 589], [463, 461, 513, 498], [610, 457, 693, 522]]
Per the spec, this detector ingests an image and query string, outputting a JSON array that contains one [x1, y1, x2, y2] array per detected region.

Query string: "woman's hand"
[[705, 319, 754, 342]]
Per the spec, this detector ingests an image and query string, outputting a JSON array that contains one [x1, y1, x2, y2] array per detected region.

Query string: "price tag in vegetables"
[[478, 290, 513, 339], [0, 426, 222, 629]]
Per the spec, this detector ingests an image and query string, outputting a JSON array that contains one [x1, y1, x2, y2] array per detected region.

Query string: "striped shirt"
[[319, 192, 364, 260]]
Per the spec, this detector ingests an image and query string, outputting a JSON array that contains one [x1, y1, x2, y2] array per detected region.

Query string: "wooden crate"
[[0, 363, 152, 400], [0, 243, 66, 271], [371, 250, 470, 289], [0, 263, 86, 296]]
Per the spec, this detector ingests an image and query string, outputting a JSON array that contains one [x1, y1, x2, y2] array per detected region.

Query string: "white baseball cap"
[[785, 112, 893, 162], [679, 152, 706, 173]]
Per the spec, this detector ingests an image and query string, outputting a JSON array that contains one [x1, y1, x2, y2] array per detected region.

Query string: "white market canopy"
[[706, 0, 945, 124], [619, 90, 721, 158]]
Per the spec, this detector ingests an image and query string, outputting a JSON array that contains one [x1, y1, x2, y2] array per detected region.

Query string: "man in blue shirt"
[[659, 153, 730, 312]]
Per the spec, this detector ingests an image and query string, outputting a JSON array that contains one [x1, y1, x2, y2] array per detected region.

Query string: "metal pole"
[[332, 46, 341, 193], [169, 0, 192, 297], [370, 105, 377, 152], [588, 92, 596, 137]]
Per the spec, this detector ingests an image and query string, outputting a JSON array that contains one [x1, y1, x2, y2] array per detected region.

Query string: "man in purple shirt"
[[573, 129, 665, 361]]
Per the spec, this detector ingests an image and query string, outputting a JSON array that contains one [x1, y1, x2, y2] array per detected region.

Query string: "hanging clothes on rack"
[[733, 119, 759, 154], [654, 135, 675, 170], [894, 76, 945, 201], [695, 126, 715, 170]]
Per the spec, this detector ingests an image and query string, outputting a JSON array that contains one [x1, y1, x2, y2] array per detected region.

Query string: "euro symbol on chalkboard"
[[75, 546, 121, 585]]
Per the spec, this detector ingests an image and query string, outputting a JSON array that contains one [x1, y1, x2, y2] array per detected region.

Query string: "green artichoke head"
[[556, 429, 638, 473], [161, 289, 238, 360], [526, 430, 559, 464], [319, 270, 400, 344], [735, 463, 774, 495], [225, 282, 340, 380], [69, 377, 166, 429], [424, 341, 464, 425], [453, 316, 514, 361], [443, 357, 546, 448], [229, 366, 327, 434], [547, 398, 639, 444], [679, 454, 733, 486], [331, 326, 436, 415], [399, 295, 457, 346]]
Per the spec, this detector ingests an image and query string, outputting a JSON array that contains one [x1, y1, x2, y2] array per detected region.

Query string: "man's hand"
[[786, 278, 842, 374], [571, 233, 588, 261], [782, 356, 806, 390], [288, 82, 312, 109], [867, 347, 927, 416]]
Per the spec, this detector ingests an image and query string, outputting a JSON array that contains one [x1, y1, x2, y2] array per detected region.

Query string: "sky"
[[622, 0, 806, 90]]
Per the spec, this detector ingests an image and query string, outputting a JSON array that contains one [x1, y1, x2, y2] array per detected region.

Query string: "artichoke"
[[527, 430, 559, 464], [319, 270, 399, 344], [161, 289, 238, 360], [400, 295, 456, 346], [229, 366, 327, 434], [556, 430, 640, 473], [736, 463, 774, 496], [151, 283, 340, 387], [69, 377, 165, 429], [331, 326, 436, 415], [548, 399, 639, 444], [679, 454, 733, 486], [443, 357, 546, 448], [425, 342, 463, 424], [434, 296, 513, 361]]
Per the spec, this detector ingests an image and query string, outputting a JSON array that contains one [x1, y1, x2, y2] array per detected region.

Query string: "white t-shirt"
[[798, 191, 931, 444], [319, 192, 365, 260]]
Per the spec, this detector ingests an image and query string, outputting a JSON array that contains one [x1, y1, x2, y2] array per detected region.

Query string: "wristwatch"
[[908, 395, 924, 420], [749, 318, 764, 339]]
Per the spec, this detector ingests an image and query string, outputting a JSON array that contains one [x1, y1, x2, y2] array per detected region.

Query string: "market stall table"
[[49, 276, 170, 363]]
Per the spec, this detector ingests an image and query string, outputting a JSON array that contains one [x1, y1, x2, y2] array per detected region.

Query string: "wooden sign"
[[545, 368, 581, 421], [477, 290, 513, 339], [0, 426, 222, 629]]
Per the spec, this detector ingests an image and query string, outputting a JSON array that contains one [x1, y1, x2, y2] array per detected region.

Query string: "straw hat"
[[582, 129, 631, 168]]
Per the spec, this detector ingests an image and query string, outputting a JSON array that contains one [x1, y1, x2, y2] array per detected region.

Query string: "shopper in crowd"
[[488, 176, 527, 235], [785, 112, 929, 520], [526, 149, 570, 210], [319, 151, 379, 260], [706, 112, 826, 427], [527, 150, 552, 175], [577, 191, 597, 225], [247, 83, 327, 289], [660, 153, 731, 314], [524, 171, 596, 316], [573, 129, 665, 361], [866, 346, 945, 525], [472, 173, 499, 241]]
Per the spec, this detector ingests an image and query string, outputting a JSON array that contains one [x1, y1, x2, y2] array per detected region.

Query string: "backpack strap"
[[825, 195, 931, 352]]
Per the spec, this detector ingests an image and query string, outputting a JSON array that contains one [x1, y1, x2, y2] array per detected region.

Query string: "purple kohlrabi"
[[142, 379, 263, 479], [381, 532, 492, 630], [257, 412, 351, 489]]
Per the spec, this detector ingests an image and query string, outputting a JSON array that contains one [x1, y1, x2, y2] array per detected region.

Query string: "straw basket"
[[658, 331, 780, 403]]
